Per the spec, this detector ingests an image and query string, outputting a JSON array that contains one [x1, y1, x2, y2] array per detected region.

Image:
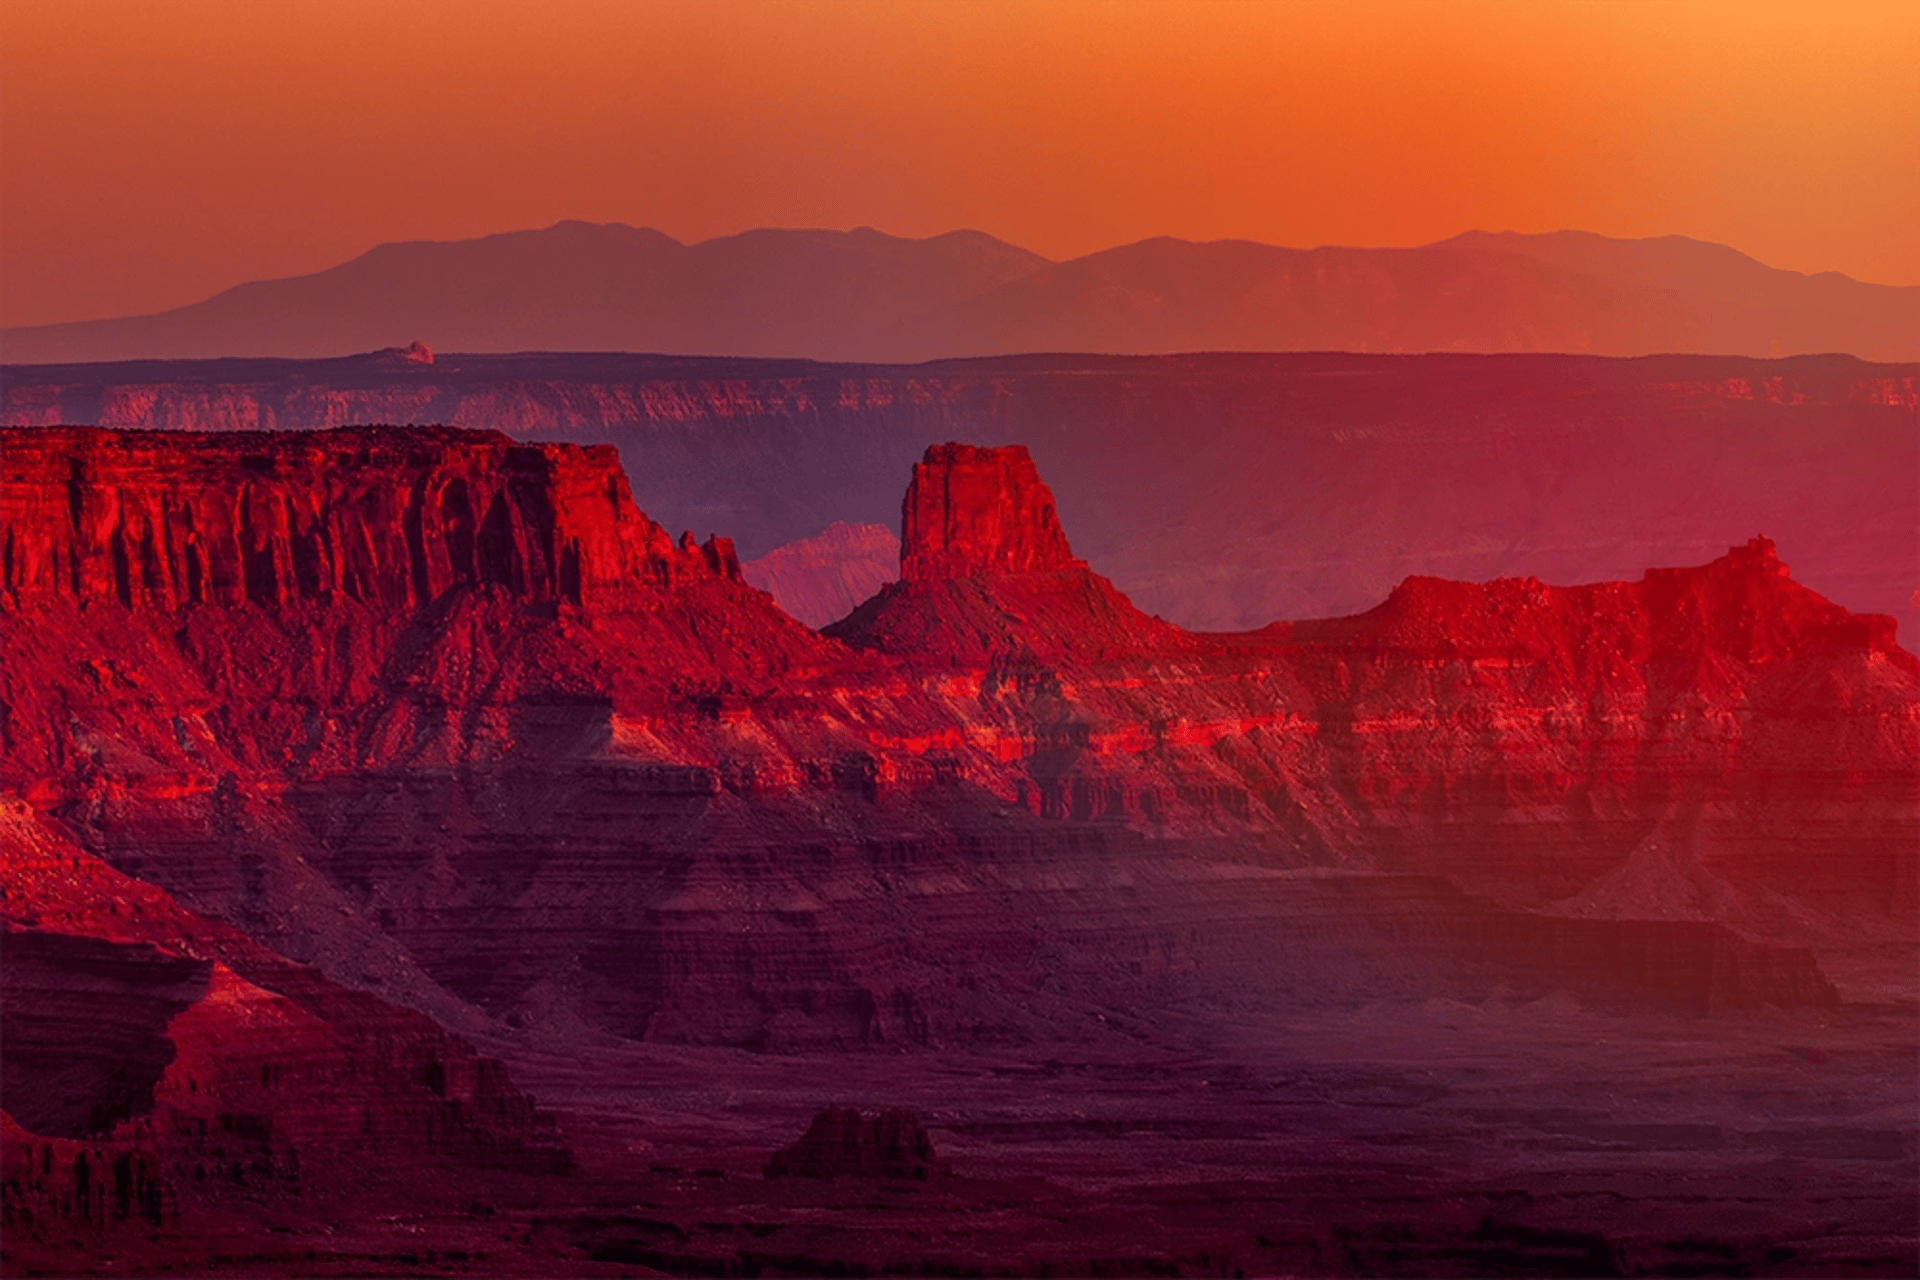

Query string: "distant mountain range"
[[5, 222, 1916, 364]]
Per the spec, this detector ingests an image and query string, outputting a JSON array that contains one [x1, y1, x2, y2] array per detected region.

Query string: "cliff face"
[[1, 425, 737, 614], [0, 800, 569, 1255], [3, 350, 1912, 630], [830, 444, 1191, 662], [900, 444, 1079, 581], [1, 425, 1909, 1071], [839, 447, 1918, 925]]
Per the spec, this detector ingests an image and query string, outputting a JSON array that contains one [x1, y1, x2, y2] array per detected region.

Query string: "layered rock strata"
[[0, 799, 570, 1257], [1, 426, 1909, 1064], [2, 424, 738, 614], [3, 350, 1913, 629]]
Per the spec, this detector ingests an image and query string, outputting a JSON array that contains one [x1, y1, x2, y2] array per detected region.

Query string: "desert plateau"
[[5, 1, 1918, 1274], [2, 415, 1914, 1275]]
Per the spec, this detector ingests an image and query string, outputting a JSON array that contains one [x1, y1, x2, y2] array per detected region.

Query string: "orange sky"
[[2, 0, 1915, 328]]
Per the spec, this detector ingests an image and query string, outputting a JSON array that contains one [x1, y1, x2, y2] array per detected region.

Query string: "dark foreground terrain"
[[3, 425, 1913, 1275], [12, 1000, 1913, 1276]]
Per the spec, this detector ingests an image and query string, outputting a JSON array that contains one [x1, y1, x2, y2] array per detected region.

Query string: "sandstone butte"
[[2, 425, 1915, 1253]]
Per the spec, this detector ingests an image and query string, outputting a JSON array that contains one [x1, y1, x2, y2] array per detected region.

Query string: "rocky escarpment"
[[836, 446, 1919, 925], [1, 425, 739, 614], [0, 801, 570, 1261], [3, 350, 1913, 630], [1, 425, 824, 790], [1, 425, 1907, 1068]]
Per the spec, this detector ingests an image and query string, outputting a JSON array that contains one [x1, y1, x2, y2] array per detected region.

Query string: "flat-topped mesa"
[[1316, 535, 1906, 668], [832, 442, 1190, 661], [901, 443, 1083, 582], [0, 426, 740, 613]]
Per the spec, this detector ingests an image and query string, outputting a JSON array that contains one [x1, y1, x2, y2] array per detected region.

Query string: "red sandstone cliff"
[[900, 444, 1080, 581], [1, 425, 1908, 1066], [838, 446, 1918, 924], [830, 444, 1191, 662], [2, 425, 739, 614], [3, 350, 1912, 630]]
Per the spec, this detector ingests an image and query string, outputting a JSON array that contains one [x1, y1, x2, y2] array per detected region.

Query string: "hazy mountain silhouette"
[[1, 222, 1049, 363], [5, 222, 1914, 363], [931, 233, 1918, 362]]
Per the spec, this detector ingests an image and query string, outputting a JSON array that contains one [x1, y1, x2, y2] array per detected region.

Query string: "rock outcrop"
[[1, 425, 738, 614], [900, 444, 1080, 581], [0, 800, 571, 1259], [829, 443, 1191, 662], [1, 424, 1909, 1070], [741, 521, 898, 628], [764, 1108, 947, 1180], [3, 350, 1912, 630]]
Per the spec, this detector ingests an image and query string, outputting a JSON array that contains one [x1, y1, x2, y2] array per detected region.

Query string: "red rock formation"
[[764, 1108, 947, 1180], [1, 425, 738, 614], [741, 521, 898, 628], [830, 443, 1191, 663], [900, 444, 1080, 581], [3, 350, 1912, 628], [0, 800, 570, 1261], [1, 423, 1908, 1066], [836, 448, 1918, 925]]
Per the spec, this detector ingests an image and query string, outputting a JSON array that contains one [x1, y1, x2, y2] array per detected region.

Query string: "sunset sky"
[[2, 0, 1915, 329]]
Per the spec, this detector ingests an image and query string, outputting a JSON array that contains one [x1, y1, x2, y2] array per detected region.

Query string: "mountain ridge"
[[7, 221, 1913, 364]]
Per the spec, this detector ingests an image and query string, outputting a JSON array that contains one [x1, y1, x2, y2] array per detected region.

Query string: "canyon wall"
[[1, 425, 738, 615], [4, 351, 1913, 629], [0, 800, 570, 1260], [3, 427, 1909, 1068]]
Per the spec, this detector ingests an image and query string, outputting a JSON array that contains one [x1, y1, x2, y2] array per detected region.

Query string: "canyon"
[[6, 349, 1916, 632], [2, 425, 1914, 1274]]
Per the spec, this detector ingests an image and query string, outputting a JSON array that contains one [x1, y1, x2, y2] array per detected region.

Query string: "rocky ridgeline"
[[1, 425, 738, 614], [0, 427, 1911, 1071], [3, 350, 1913, 631], [0, 801, 570, 1256]]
